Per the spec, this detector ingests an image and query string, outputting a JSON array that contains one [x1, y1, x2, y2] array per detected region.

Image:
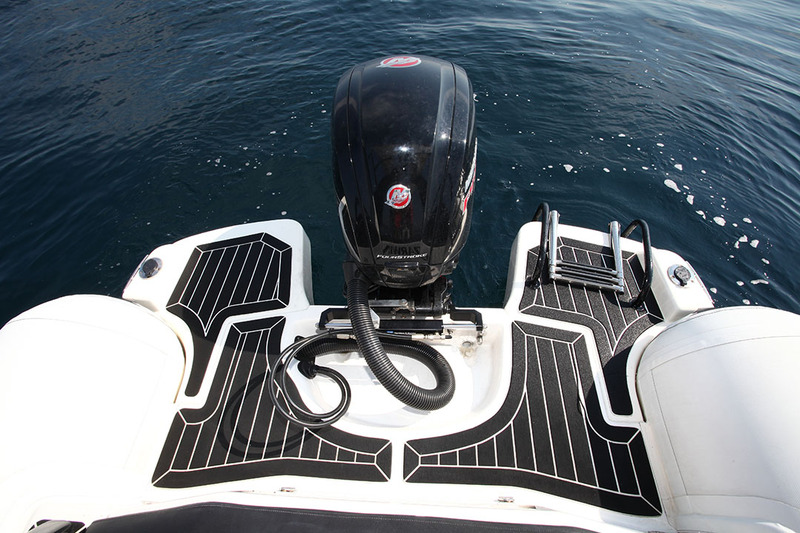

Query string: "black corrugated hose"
[[267, 270, 456, 429], [345, 269, 455, 411]]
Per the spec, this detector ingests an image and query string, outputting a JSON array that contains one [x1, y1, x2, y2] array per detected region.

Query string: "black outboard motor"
[[268, 57, 476, 429], [332, 55, 477, 290]]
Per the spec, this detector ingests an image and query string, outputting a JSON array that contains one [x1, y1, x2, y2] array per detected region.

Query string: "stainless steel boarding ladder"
[[526, 203, 653, 308], [548, 210, 625, 293]]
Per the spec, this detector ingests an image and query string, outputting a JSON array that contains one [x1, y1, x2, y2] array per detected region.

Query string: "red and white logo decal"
[[462, 142, 477, 211], [385, 184, 411, 209], [379, 56, 422, 68]]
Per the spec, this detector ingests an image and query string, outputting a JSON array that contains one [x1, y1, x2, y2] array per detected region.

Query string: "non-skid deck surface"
[[152, 315, 391, 487], [520, 238, 663, 415], [405, 321, 660, 515], [404, 238, 663, 516], [154, 232, 391, 488], [167, 232, 293, 397], [154, 230, 662, 516]]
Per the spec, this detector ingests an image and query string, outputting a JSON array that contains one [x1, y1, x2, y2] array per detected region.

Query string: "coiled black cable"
[[267, 268, 457, 429], [267, 331, 352, 429], [267, 327, 456, 428]]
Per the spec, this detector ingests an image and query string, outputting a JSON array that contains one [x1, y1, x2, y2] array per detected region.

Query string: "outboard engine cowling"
[[333, 55, 476, 289]]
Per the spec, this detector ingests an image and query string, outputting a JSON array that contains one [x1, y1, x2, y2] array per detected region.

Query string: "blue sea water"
[[1, 0, 799, 325]]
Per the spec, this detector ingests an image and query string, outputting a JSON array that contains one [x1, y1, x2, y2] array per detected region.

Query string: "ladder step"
[[551, 274, 623, 292], [547, 211, 626, 293], [551, 268, 624, 291], [555, 260, 618, 276]]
